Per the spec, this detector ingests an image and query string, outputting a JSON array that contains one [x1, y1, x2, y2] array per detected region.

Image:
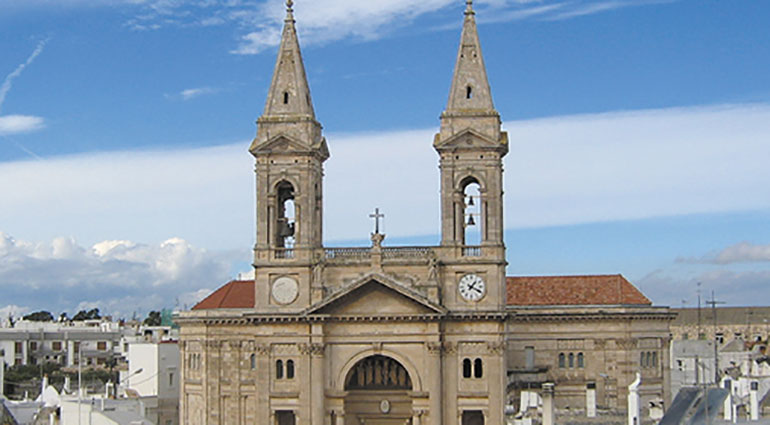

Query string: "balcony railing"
[[462, 246, 482, 257], [274, 249, 295, 259], [324, 247, 370, 259]]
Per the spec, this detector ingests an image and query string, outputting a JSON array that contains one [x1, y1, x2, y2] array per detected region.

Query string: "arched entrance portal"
[[344, 355, 413, 425]]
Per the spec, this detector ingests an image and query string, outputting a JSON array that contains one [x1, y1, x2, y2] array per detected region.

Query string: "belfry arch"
[[274, 180, 296, 248], [459, 175, 483, 246]]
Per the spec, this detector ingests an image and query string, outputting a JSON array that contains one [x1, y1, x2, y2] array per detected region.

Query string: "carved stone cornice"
[[486, 341, 505, 355], [426, 342, 443, 356], [299, 343, 325, 357], [615, 338, 638, 350], [255, 344, 271, 356], [443, 342, 458, 355]]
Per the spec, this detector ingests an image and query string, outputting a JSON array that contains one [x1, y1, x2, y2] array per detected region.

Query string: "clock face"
[[458, 273, 486, 302], [272, 276, 299, 305]]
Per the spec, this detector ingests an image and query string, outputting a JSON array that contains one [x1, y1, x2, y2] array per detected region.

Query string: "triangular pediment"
[[433, 128, 503, 151], [249, 134, 329, 158], [304, 273, 446, 317]]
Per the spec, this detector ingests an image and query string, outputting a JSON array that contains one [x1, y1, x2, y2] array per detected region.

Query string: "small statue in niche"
[[427, 252, 439, 282]]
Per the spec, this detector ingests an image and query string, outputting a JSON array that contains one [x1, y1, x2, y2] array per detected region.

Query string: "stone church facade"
[[176, 2, 673, 425]]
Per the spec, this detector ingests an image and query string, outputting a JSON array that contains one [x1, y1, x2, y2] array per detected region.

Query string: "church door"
[[344, 355, 414, 425]]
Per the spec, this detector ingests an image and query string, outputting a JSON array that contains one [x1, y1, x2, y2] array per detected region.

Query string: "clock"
[[272, 276, 299, 305], [458, 273, 486, 302]]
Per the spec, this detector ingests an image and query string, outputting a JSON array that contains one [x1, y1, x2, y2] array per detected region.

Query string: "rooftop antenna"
[[706, 290, 725, 384]]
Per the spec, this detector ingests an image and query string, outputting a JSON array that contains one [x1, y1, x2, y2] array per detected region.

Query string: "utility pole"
[[707, 291, 725, 384], [697, 282, 702, 339]]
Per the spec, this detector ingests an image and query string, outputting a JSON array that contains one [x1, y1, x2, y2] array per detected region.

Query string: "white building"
[[122, 340, 179, 425], [0, 320, 121, 368]]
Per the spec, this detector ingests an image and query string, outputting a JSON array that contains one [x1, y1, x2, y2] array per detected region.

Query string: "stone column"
[[256, 344, 272, 425], [426, 342, 443, 425], [310, 343, 326, 425], [628, 373, 641, 425], [542, 383, 555, 425]]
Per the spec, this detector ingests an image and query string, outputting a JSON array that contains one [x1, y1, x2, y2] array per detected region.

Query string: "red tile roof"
[[191, 274, 652, 310], [506, 274, 651, 306], [192, 280, 254, 310]]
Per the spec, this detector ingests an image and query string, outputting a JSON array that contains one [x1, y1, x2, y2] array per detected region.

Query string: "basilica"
[[176, 2, 673, 425]]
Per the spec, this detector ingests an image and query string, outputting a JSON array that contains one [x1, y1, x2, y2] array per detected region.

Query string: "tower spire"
[[260, 0, 315, 119], [251, 0, 328, 158], [445, 0, 494, 114]]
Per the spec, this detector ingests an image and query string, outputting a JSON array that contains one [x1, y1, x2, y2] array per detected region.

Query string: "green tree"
[[72, 308, 101, 321], [143, 311, 162, 326], [22, 311, 54, 322]]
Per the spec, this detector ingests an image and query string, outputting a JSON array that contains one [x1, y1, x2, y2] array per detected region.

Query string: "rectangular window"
[[52, 341, 62, 351], [97, 341, 107, 351], [14, 342, 22, 352], [525, 346, 535, 369], [169, 372, 174, 386], [30, 342, 38, 351]]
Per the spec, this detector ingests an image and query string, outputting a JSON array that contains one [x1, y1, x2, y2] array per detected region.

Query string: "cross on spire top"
[[369, 208, 385, 234], [465, 0, 474, 15], [286, 0, 294, 20]]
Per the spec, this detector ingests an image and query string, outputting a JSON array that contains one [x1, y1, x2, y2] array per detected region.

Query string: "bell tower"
[[434, 0, 508, 250], [250, 0, 329, 265]]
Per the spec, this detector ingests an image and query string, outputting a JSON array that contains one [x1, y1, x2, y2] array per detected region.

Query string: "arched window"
[[558, 353, 565, 368], [286, 359, 295, 379], [463, 358, 472, 378], [466, 86, 473, 99], [577, 352, 584, 368], [640, 352, 645, 367], [474, 358, 483, 378], [568, 353, 574, 368], [250, 354, 256, 370], [276, 360, 284, 379], [652, 352, 658, 368], [283, 91, 289, 104]]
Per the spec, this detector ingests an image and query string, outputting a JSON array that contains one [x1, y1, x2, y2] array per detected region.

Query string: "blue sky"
[[1, 0, 769, 318]]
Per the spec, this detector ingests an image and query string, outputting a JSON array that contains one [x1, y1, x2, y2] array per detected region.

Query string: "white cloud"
[[713, 242, 770, 264], [0, 231, 241, 317], [0, 103, 768, 249], [175, 87, 218, 101], [0, 305, 30, 321], [0, 115, 45, 136]]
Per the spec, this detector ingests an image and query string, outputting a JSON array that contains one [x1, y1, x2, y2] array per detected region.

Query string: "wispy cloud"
[[31, 0, 671, 54], [0, 38, 49, 114], [164, 86, 220, 101], [0, 115, 45, 136], [678, 242, 770, 265], [546, 0, 675, 21]]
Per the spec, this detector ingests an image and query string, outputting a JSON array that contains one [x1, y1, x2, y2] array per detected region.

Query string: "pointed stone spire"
[[445, 0, 495, 114], [261, 0, 316, 119], [252, 0, 327, 159]]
